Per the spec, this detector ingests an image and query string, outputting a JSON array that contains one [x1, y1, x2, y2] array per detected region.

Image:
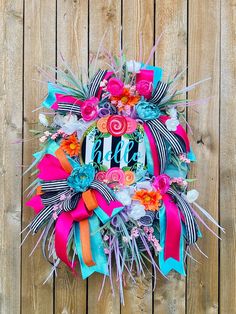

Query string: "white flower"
[[115, 189, 132, 206], [165, 118, 179, 131], [136, 181, 153, 191], [39, 135, 47, 143], [128, 204, 146, 220], [186, 189, 199, 203], [39, 113, 49, 127], [168, 107, 177, 118], [126, 60, 141, 73]]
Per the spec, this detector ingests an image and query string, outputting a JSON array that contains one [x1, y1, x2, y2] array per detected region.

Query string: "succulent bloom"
[[136, 101, 160, 120]]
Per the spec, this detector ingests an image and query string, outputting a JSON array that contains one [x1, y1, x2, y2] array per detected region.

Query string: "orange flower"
[[60, 134, 80, 157], [111, 88, 140, 112], [132, 189, 162, 211]]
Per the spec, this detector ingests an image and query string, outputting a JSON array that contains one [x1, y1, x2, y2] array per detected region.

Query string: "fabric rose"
[[106, 167, 125, 185], [115, 189, 132, 206], [126, 60, 141, 73], [67, 164, 95, 192], [136, 101, 161, 121], [136, 80, 153, 99], [81, 97, 99, 121], [107, 78, 124, 96], [107, 115, 127, 137], [95, 171, 107, 182], [153, 174, 171, 194]]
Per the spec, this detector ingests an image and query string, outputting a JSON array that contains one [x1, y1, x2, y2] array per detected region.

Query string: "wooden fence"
[[0, 0, 235, 313]]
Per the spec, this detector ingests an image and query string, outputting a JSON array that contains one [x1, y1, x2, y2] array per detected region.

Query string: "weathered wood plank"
[[187, 1, 220, 313], [122, 1, 154, 313], [55, 1, 88, 313], [154, 1, 187, 313], [21, 1, 56, 313], [220, 1, 236, 313], [0, 1, 23, 313], [87, 1, 121, 313]]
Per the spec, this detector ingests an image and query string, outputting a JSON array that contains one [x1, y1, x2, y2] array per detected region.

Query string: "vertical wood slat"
[[55, 0, 88, 312], [0, 0, 23, 313], [220, 1, 236, 313], [187, 1, 220, 313], [21, 1, 56, 313], [87, 1, 121, 314], [154, 1, 187, 313], [122, 1, 154, 313]]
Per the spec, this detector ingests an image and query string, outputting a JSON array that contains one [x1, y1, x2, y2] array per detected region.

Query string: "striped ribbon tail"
[[62, 193, 81, 212], [90, 180, 116, 203], [88, 69, 107, 97], [41, 190, 70, 206], [149, 81, 168, 104], [30, 205, 54, 234], [168, 188, 198, 244], [41, 179, 69, 192], [57, 103, 81, 115], [144, 122, 167, 174], [147, 119, 186, 154]]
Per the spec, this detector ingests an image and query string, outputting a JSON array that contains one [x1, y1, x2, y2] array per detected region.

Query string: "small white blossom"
[[39, 113, 49, 127], [165, 118, 179, 131], [186, 189, 199, 203], [128, 204, 146, 220], [115, 189, 132, 206], [39, 135, 47, 143], [168, 107, 178, 118], [126, 60, 141, 73]]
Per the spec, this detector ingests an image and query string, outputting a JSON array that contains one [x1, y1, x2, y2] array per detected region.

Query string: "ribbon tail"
[[159, 204, 185, 276], [74, 215, 108, 279]]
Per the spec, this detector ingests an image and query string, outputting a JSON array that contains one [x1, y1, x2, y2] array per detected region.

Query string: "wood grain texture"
[[21, 1, 56, 313], [0, 0, 23, 313], [122, 1, 154, 313], [87, 1, 121, 313], [55, 1, 88, 312], [187, 1, 220, 313], [154, 1, 187, 313], [220, 1, 236, 313]]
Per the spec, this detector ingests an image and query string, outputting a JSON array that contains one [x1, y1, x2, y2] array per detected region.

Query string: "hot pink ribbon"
[[51, 94, 84, 110], [162, 194, 181, 261]]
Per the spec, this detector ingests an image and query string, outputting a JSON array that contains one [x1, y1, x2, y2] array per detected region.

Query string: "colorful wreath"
[[23, 47, 223, 302]]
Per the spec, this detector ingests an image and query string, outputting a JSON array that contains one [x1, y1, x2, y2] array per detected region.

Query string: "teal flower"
[[136, 101, 161, 121], [67, 164, 95, 192]]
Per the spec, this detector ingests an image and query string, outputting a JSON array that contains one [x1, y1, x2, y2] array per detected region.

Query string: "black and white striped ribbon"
[[62, 193, 81, 212], [88, 69, 107, 97], [30, 205, 55, 234], [41, 190, 70, 206], [147, 119, 185, 154], [41, 179, 69, 192], [168, 188, 198, 244], [146, 122, 167, 173], [90, 180, 116, 203], [57, 103, 81, 115], [149, 81, 168, 104]]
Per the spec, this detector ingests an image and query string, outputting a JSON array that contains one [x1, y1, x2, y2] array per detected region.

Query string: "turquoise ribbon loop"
[[159, 205, 186, 276], [74, 215, 108, 279], [141, 64, 163, 89], [42, 82, 68, 109]]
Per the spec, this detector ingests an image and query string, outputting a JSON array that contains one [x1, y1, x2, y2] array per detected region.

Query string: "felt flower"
[[126, 60, 141, 73], [124, 170, 135, 185], [39, 113, 49, 127], [81, 97, 99, 121], [132, 190, 162, 211], [106, 167, 125, 185], [186, 189, 199, 203], [128, 203, 146, 220], [95, 171, 107, 182], [110, 88, 140, 112], [136, 101, 160, 121], [67, 164, 95, 192], [107, 115, 127, 137], [60, 134, 80, 157], [153, 174, 171, 194], [165, 117, 179, 131], [136, 80, 153, 98], [107, 77, 124, 96]]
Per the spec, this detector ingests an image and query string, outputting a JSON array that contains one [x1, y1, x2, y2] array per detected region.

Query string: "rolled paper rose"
[[125, 117, 137, 134], [107, 77, 124, 96], [95, 171, 107, 182], [97, 116, 109, 133], [107, 115, 127, 137], [136, 101, 161, 121], [81, 97, 99, 121], [153, 174, 170, 194], [106, 167, 125, 185], [124, 170, 135, 185], [136, 80, 153, 99]]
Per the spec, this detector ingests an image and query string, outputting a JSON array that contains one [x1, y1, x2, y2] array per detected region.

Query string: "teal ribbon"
[[159, 205, 186, 275], [42, 82, 68, 109], [141, 63, 163, 89]]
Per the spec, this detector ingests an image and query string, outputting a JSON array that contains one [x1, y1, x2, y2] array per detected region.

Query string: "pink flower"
[[95, 171, 107, 182], [107, 78, 124, 96], [153, 174, 170, 194], [103, 234, 109, 241], [136, 80, 153, 99], [81, 97, 99, 121], [106, 167, 125, 185], [104, 248, 110, 254]]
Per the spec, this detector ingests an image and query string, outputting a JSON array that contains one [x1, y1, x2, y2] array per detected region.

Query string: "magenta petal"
[[37, 154, 69, 180], [26, 195, 44, 214]]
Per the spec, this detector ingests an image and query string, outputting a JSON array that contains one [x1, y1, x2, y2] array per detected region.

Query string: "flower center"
[[121, 96, 128, 104], [70, 143, 76, 150], [144, 195, 151, 202]]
